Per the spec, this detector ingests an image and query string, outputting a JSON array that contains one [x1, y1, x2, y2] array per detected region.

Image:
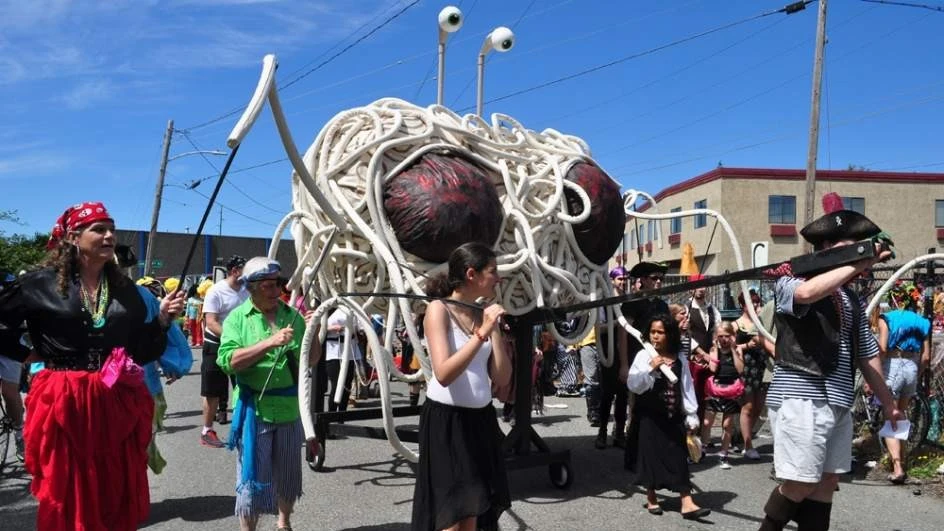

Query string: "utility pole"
[[803, 0, 828, 250], [145, 119, 173, 277]]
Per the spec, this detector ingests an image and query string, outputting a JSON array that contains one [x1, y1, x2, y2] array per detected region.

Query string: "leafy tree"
[[1, 210, 48, 273]]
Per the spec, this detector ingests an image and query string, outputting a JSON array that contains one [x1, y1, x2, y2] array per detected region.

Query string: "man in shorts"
[[200, 255, 249, 447], [759, 197, 901, 531]]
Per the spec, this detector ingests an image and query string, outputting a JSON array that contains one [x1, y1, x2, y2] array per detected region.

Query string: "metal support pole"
[[803, 0, 828, 249], [476, 53, 486, 117], [437, 41, 446, 105], [145, 119, 173, 277]]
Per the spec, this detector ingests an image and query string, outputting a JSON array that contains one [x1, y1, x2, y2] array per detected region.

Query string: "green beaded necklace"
[[80, 274, 109, 328]]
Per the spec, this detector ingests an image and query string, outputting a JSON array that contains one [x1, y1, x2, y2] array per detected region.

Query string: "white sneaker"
[[745, 448, 761, 460], [719, 459, 732, 470]]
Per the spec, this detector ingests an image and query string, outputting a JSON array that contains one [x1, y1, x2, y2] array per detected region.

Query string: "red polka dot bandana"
[[47, 202, 113, 250]]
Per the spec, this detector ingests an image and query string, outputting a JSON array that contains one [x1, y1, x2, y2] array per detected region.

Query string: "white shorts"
[[769, 398, 852, 483], [0, 354, 22, 383]]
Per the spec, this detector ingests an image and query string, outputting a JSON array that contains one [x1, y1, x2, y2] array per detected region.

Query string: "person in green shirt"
[[217, 257, 321, 531]]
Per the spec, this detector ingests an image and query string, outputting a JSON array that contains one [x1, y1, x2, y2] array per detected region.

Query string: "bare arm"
[[205, 312, 223, 337], [858, 355, 901, 428], [793, 245, 890, 304], [732, 346, 745, 374], [876, 317, 889, 356], [919, 337, 931, 381]]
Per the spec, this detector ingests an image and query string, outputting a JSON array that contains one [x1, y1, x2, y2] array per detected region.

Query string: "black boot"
[[759, 487, 800, 531], [409, 392, 420, 407], [795, 499, 832, 531]]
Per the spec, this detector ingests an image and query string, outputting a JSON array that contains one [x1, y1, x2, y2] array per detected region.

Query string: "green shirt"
[[217, 298, 306, 424]]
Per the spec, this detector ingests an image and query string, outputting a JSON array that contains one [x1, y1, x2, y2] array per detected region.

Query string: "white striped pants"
[[235, 418, 304, 517]]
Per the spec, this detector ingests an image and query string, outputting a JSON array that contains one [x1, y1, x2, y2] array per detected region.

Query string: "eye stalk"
[[437, 6, 464, 106], [476, 26, 516, 116]]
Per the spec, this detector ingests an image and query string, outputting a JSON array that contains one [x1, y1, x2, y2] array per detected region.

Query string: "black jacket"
[[774, 287, 859, 377], [0, 268, 166, 367]]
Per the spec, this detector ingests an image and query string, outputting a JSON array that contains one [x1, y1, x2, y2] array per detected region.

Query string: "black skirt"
[[411, 399, 510, 531], [624, 408, 691, 493]]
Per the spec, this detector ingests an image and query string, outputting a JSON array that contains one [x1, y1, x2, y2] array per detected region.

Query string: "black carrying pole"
[[175, 143, 241, 288]]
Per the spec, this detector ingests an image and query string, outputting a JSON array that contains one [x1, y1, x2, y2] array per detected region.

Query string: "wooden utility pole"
[[803, 0, 828, 249], [145, 120, 173, 277]]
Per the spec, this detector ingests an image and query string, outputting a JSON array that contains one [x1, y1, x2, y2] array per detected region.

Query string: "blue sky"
[[2, 0, 942, 241]]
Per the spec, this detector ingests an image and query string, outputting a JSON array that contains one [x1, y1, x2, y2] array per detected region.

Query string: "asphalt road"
[[2, 354, 943, 530]]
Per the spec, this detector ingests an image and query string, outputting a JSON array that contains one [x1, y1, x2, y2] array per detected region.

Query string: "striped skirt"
[[234, 418, 304, 517]]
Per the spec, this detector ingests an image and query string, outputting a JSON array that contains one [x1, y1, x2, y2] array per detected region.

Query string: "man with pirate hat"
[[759, 194, 900, 531]]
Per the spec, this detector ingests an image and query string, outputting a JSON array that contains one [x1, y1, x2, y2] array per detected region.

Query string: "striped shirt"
[[766, 277, 878, 410]]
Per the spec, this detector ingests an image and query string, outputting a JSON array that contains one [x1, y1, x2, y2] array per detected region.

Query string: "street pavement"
[[2, 353, 943, 530]]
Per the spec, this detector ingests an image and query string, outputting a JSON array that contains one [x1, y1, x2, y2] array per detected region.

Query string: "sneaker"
[[745, 448, 761, 460], [14, 429, 25, 462], [201, 429, 225, 448], [719, 452, 732, 470]]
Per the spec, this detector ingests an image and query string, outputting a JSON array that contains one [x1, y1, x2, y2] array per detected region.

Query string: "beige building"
[[624, 167, 944, 274]]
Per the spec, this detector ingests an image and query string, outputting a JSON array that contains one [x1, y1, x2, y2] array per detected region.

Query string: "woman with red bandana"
[[0, 201, 184, 530]]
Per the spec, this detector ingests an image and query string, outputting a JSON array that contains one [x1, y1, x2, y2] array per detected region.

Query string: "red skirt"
[[24, 369, 154, 531]]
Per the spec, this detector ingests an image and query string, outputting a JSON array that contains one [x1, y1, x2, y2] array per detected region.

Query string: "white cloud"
[[0, 152, 70, 178], [60, 79, 117, 109]]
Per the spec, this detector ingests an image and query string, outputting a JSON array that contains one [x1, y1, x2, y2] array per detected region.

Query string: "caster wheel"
[[368, 380, 381, 399], [549, 462, 572, 489], [306, 440, 325, 471]]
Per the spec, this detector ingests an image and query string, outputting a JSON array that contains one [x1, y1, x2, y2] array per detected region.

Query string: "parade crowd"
[[0, 197, 941, 531]]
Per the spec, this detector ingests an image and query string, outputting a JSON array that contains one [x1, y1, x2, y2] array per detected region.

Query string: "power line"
[[456, 0, 816, 112], [860, 0, 944, 12], [189, 188, 278, 228], [180, 0, 422, 133], [178, 131, 284, 215], [181, 157, 289, 190]]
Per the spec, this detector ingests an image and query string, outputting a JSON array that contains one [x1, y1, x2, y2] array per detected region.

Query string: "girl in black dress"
[[700, 321, 744, 469], [626, 314, 710, 520]]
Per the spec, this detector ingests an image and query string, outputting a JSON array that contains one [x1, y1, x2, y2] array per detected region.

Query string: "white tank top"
[[425, 312, 493, 408]]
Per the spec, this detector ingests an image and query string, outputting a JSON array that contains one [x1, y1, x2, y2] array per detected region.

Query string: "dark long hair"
[[425, 242, 496, 298], [42, 239, 128, 297], [643, 313, 682, 355]]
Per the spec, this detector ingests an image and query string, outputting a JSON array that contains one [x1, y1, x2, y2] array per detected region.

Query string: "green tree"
[[0, 210, 48, 273]]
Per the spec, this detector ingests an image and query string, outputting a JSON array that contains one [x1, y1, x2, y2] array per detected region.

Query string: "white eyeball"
[[489, 26, 515, 52], [438, 6, 463, 33]]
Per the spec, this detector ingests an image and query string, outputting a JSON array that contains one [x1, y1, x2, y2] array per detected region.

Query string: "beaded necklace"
[[80, 273, 109, 328]]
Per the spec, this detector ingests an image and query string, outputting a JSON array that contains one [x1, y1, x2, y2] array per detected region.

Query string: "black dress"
[[625, 358, 691, 492]]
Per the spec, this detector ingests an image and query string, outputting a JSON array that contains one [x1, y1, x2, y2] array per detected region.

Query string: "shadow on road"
[[142, 494, 237, 527], [339, 523, 411, 531]]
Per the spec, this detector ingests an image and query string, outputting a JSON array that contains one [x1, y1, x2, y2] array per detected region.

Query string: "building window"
[[648, 220, 655, 242], [670, 207, 682, 234], [768, 195, 797, 224], [693, 199, 707, 228], [629, 228, 636, 249], [936, 200, 944, 227], [842, 196, 865, 214]]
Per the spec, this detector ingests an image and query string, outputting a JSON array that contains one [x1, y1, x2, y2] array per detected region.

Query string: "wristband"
[[473, 328, 489, 343]]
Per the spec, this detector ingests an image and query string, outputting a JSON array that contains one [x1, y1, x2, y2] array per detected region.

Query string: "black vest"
[[774, 288, 859, 377], [688, 301, 715, 352]]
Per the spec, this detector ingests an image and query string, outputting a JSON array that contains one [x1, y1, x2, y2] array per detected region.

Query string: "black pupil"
[[449, 14, 459, 23]]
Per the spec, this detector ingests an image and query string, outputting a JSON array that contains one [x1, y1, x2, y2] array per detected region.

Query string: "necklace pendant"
[[91, 315, 106, 328]]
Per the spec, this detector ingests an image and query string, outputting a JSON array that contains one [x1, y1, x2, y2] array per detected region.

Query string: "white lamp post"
[[476, 26, 515, 117]]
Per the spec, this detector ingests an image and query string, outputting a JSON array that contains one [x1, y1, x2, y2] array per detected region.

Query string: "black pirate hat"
[[800, 193, 882, 246], [629, 261, 668, 278]]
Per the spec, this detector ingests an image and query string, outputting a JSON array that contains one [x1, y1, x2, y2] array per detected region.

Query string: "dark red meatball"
[[563, 162, 625, 265], [383, 152, 503, 263]]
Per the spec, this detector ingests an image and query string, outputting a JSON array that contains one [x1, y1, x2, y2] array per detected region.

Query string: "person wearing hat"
[[623, 262, 671, 337], [135, 277, 194, 474], [217, 257, 320, 531], [0, 201, 184, 530], [594, 266, 630, 449], [759, 194, 901, 531], [200, 255, 249, 446]]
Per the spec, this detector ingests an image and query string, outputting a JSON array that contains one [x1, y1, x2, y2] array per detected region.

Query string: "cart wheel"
[[549, 462, 573, 489], [306, 440, 325, 472], [368, 380, 381, 398]]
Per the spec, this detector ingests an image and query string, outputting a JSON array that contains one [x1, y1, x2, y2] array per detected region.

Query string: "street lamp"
[[144, 143, 226, 277], [476, 26, 515, 117], [436, 5, 464, 106]]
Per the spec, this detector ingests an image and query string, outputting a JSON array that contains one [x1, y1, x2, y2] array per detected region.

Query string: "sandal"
[[643, 502, 663, 515], [888, 473, 907, 485]]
